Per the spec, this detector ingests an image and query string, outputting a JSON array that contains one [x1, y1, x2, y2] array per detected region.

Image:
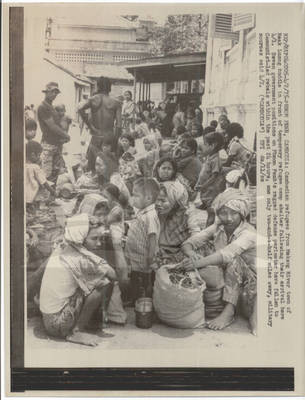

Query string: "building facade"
[[45, 15, 152, 66], [25, 57, 93, 143], [202, 13, 257, 148]]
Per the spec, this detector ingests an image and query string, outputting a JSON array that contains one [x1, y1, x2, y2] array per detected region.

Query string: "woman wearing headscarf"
[[174, 137, 202, 201], [155, 181, 192, 266], [39, 214, 117, 346], [180, 188, 257, 334], [77, 193, 109, 218]]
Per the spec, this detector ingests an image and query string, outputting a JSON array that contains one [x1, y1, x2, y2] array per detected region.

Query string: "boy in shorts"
[[124, 178, 160, 302]]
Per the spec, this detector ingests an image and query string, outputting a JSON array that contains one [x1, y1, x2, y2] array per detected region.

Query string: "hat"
[[42, 82, 61, 93]]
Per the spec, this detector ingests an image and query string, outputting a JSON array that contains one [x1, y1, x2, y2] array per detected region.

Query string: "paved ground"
[[27, 309, 255, 352], [27, 125, 256, 356]]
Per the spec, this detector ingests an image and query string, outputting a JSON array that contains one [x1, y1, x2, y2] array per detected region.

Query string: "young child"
[[143, 135, 158, 153], [101, 137, 117, 165], [25, 118, 37, 142], [118, 134, 137, 158], [133, 115, 150, 138], [25, 141, 56, 211], [124, 178, 160, 302], [148, 121, 162, 147], [119, 150, 140, 194], [172, 131, 192, 159], [103, 183, 126, 239], [54, 104, 72, 134]]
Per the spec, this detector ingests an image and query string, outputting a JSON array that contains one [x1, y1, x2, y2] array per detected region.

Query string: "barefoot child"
[[25, 141, 56, 211], [124, 178, 160, 302]]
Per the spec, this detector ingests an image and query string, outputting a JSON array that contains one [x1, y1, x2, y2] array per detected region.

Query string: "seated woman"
[[180, 188, 257, 334], [174, 137, 202, 201], [39, 214, 117, 346], [82, 152, 131, 201], [154, 157, 178, 183], [156, 181, 197, 266], [223, 123, 253, 169]]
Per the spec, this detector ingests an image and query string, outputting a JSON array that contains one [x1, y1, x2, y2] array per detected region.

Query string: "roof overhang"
[[124, 52, 206, 83]]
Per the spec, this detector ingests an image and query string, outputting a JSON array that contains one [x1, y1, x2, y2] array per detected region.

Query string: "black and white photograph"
[[3, 1, 304, 396], [24, 9, 258, 353]]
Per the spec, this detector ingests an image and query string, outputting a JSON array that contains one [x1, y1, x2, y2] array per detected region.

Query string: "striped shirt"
[[125, 204, 160, 272]]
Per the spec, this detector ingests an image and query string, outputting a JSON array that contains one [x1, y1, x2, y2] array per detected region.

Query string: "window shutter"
[[232, 13, 255, 32], [210, 14, 239, 40]]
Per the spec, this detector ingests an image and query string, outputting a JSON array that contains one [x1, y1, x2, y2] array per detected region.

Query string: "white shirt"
[[40, 253, 78, 314], [25, 163, 47, 203]]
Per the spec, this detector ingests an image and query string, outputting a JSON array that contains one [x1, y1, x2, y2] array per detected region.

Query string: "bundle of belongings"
[[153, 264, 206, 328]]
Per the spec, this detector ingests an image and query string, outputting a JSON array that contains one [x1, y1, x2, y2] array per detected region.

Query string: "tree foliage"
[[148, 14, 209, 56]]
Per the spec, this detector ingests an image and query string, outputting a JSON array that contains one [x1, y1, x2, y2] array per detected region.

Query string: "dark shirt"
[[37, 100, 63, 146], [177, 156, 202, 189]]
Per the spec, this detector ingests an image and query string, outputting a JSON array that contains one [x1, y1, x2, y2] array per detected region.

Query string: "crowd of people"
[[25, 76, 257, 347]]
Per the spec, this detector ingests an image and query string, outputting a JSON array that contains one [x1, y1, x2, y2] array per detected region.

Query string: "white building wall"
[[53, 25, 136, 42], [202, 26, 257, 148]]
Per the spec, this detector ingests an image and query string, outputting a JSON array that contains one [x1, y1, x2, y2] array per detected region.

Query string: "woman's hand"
[[182, 245, 198, 260], [186, 250, 202, 260], [181, 255, 205, 271]]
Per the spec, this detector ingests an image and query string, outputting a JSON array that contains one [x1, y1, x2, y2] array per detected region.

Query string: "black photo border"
[[9, 5, 294, 393]]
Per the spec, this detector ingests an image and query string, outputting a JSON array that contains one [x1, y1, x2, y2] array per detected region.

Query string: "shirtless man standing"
[[78, 77, 122, 172]]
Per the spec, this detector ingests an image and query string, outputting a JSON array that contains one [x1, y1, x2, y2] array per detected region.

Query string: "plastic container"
[[135, 297, 153, 329]]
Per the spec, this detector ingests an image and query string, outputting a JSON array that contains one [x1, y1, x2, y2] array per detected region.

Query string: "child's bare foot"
[[207, 303, 235, 330], [66, 330, 98, 347]]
